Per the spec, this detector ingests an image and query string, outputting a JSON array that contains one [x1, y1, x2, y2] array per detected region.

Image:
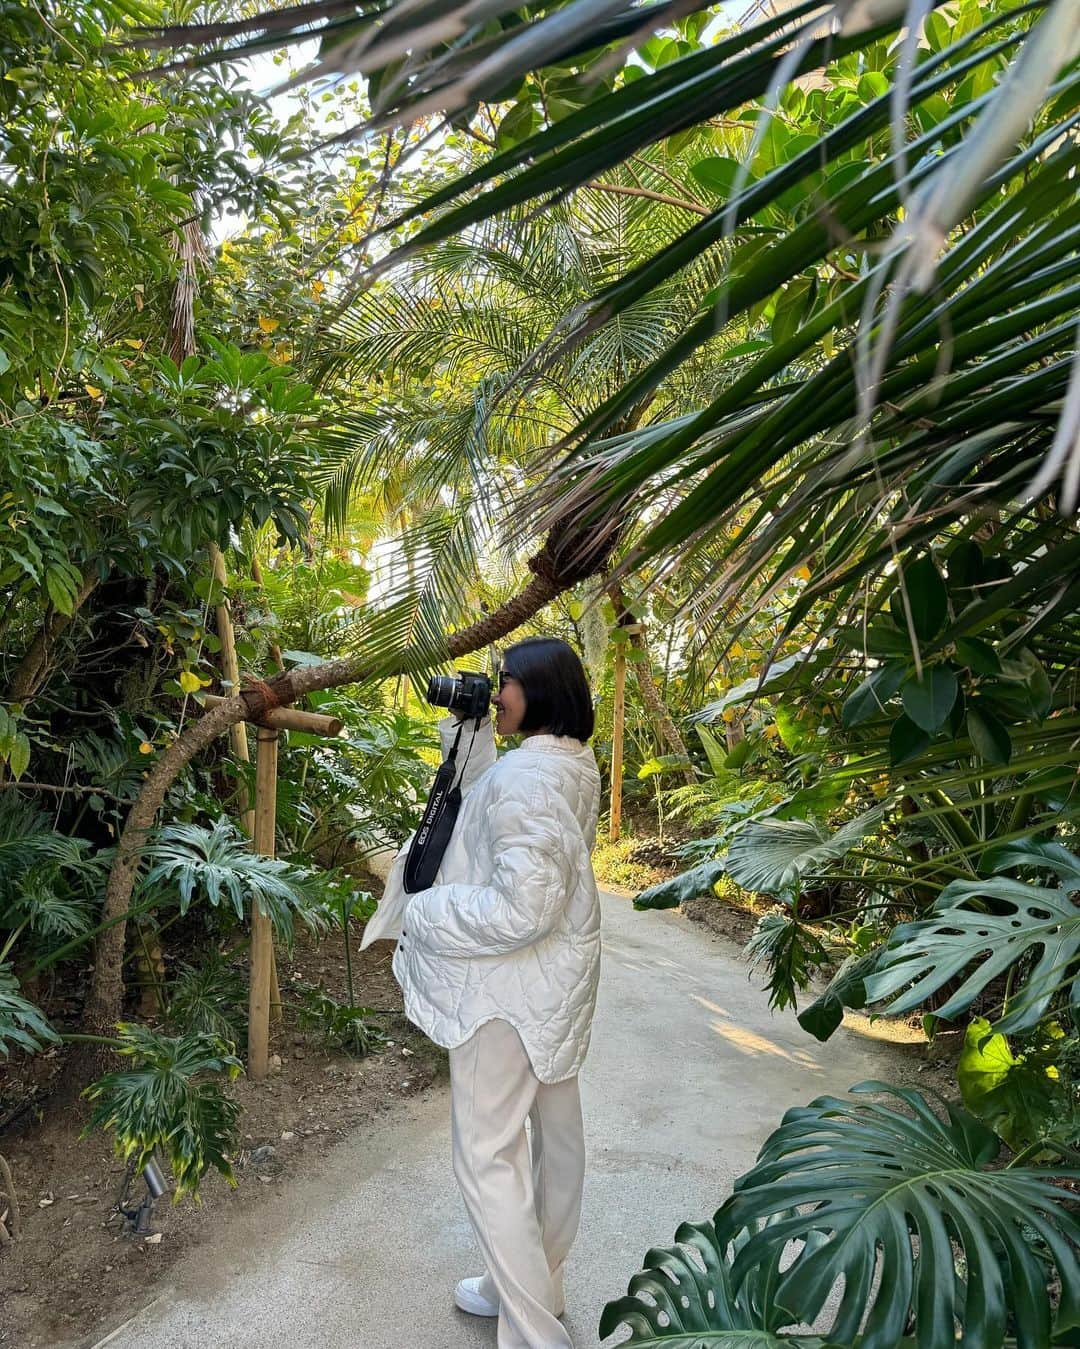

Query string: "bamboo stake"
[[609, 637, 627, 843], [251, 556, 284, 1025], [249, 727, 278, 1080]]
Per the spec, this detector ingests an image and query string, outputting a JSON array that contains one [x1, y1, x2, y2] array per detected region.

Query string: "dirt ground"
[[0, 909, 445, 1349]]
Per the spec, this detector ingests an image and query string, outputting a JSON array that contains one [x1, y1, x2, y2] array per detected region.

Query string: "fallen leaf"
[[144, 1232, 163, 1244], [83, 384, 102, 399]]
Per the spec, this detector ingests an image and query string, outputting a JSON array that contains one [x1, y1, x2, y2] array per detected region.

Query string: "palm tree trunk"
[[607, 582, 695, 785]]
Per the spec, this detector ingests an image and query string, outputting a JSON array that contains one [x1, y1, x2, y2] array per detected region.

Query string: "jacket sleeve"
[[404, 770, 578, 958], [357, 715, 497, 951]]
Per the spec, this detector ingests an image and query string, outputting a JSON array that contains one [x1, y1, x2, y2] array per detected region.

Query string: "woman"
[[360, 636, 602, 1349]]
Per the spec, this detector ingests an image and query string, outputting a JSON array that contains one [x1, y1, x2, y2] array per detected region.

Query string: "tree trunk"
[[6, 570, 100, 705], [607, 582, 695, 785]]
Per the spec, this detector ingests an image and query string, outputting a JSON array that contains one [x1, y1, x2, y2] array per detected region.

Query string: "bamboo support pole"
[[249, 727, 279, 1080], [609, 637, 627, 843]]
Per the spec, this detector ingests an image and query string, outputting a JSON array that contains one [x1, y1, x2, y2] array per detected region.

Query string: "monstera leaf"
[[599, 1208, 832, 1348], [723, 1083, 1080, 1349], [865, 846, 1080, 1033], [725, 810, 880, 897]]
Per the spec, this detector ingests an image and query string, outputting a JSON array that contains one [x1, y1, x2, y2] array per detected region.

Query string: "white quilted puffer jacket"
[[359, 715, 602, 1083]]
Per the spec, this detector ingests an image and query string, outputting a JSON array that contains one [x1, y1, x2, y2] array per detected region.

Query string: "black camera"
[[425, 670, 492, 720]]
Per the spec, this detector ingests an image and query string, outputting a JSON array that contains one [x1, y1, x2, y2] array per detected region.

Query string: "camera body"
[[426, 670, 492, 720]]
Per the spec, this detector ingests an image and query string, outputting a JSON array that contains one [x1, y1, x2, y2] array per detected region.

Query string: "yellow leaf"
[[84, 384, 102, 398], [311, 279, 325, 299], [178, 670, 201, 693], [139, 741, 154, 755], [258, 316, 280, 333], [730, 642, 744, 658], [796, 565, 812, 580], [722, 709, 735, 724], [123, 338, 144, 350], [198, 675, 213, 687], [763, 724, 779, 740]]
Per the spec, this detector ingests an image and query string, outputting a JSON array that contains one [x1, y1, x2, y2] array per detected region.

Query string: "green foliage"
[[743, 908, 829, 1013], [295, 987, 389, 1058], [599, 1207, 831, 1347], [168, 950, 248, 1044], [141, 819, 322, 945], [719, 1083, 1080, 1349], [112, 343, 320, 556], [274, 702, 433, 864], [725, 811, 881, 899], [866, 842, 1080, 1034], [0, 962, 59, 1057], [604, 1081, 1080, 1347], [0, 794, 103, 968], [956, 1016, 1078, 1153], [633, 860, 724, 912], [796, 947, 879, 1043], [82, 1023, 242, 1201]]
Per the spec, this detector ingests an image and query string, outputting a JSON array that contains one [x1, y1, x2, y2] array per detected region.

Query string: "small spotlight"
[[116, 1153, 169, 1236], [142, 1156, 167, 1200]]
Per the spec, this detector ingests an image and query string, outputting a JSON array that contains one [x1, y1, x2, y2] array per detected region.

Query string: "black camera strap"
[[403, 719, 478, 894]]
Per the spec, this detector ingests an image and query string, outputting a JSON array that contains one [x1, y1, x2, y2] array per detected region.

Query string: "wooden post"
[[249, 727, 278, 1081], [199, 694, 343, 1075], [609, 637, 627, 843]]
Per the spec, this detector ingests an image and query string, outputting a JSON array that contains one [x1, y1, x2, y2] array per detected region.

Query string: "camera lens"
[[426, 675, 457, 708]]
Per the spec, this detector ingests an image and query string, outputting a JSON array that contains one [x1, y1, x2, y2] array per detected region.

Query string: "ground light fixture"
[[113, 1155, 168, 1237]]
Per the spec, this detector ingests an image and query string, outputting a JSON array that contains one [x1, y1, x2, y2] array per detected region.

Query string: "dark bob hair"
[[500, 637, 595, 742]]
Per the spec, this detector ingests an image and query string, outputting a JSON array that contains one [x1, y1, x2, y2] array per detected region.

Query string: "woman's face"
[[494, 670, 528, 737]]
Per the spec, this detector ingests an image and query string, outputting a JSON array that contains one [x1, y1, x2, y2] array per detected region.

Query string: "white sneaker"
[[454, 1276, 499, 1317]]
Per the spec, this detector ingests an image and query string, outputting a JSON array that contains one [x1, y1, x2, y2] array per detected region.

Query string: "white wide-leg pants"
[[449, 1017, 585, 1349]]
